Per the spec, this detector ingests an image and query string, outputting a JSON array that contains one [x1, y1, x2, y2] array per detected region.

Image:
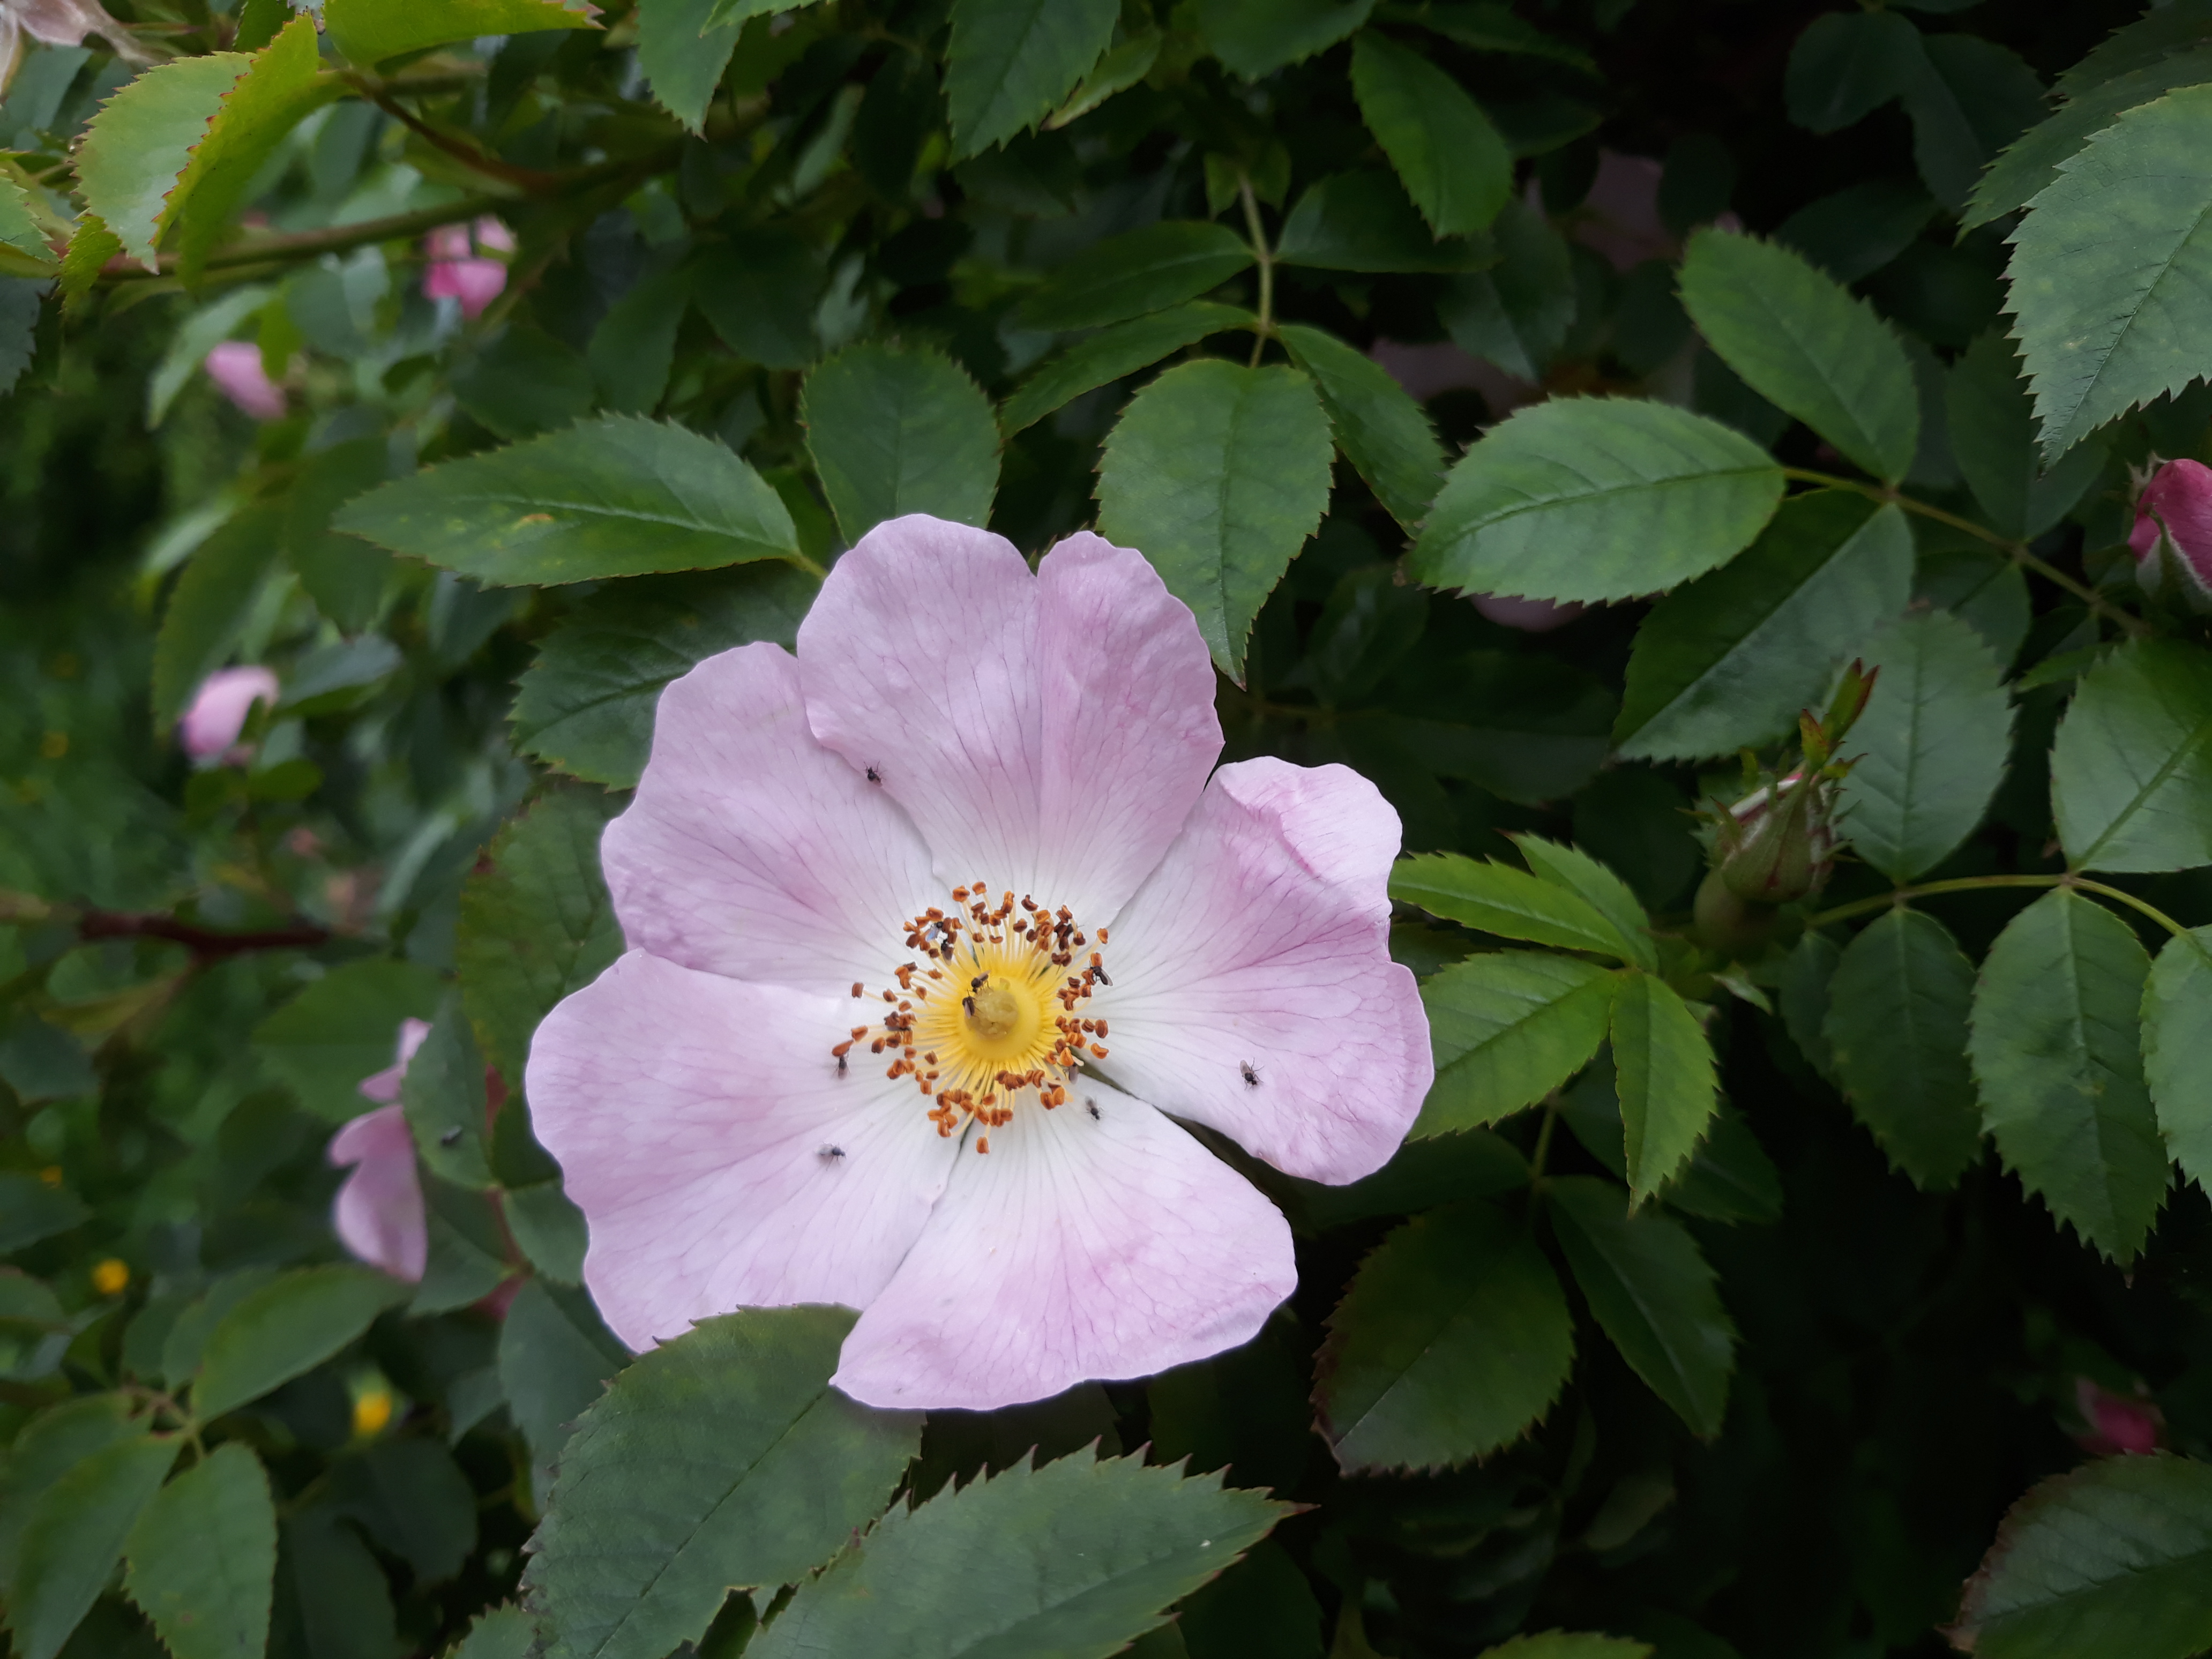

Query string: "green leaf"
[[691, 234, 821, 370], [2050, 639, 2212, 875], [285, 438, 394, 632], [412, 1178, 512, 1316], [456, 789, 623, 1085], [1316, 1202, 1574, 1472], [10, 1436, 179, 1659], [1275, 170, 1492, 273], [159, 1271, 280, 1391], [1610, 971, 1718, 1204], [1775, 178, 1939, 285], [1094, 358, 1333, 679], [1276, 323, 1446, 532], [1781, 931, 1841, 1080], [0, 1170, 89, 1252], [2142, 926, 2212, 1195], [1510, 836, 1658, 972], [1199, 0, 1374, 78], [401, 996, 495, 1190], [801, 342, 1000, 544], [524, 1308, 922, 1659], [1823, 908, 1983, 1189], [74, 52, 250, 269], [1678, 229, 1919, 482], [192, 1265, 408, 1420], [451, 326, 595, 443], [1390, 853, 1639, 960], [1662, 1103, 1784, 1225], [1783, 9, 1923, 134], [944, 0, 1117, 158], [497, 1278, 628, 1499], [1903, 35, 2046, 215], [1946, 331, 2111, 541], [1177, 1542, 1323, 1659], [1968, 888, 2166, 1262], [1408, 398, 1785, 605], [2007, 86, 2212, 460], [1954, 1454, 2212, 1659], [0, 175, 51, 263], [1416, 952, 1615, 1135], [1546, 1176, 1736, 1438], [636, 0, 744, 132], [511, 564, 816, 788], [327, 1439, 476, 1586], [450, 1607, 535, 1659], [324, 0, 596, 67], [0, 1394, 139, 1586], [272, 1509, 399, 1659], [151, 504, 282, 728], [1389, 652, 1615, 808], [1837, 610, 2014, 883], [1480, 1635, 1653, 1659], [252, 958, 445, 1123], [123, 1443, 275, 1659], [1615, 491, 1913, 763], [591, 266, 690, 416], [1000, 302, 1252, 437], [335, 417, 800, 587], [1349, 31, 1512, 237], [746, 1451, 1291, 1659], [1438, 198, 1575, 381], [1019, 221, 1253, 331], [167, 18, 340, 285]]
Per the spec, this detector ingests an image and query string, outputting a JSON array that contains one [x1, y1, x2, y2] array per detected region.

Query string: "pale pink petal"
[[328, 1104, 427, 1282], [179, 664, 280, 760], [444, 259, 507, 319], [1473, 593, 1586, 633], [524, 951, 960, 1351], [356, 1015, 433, 1104], [203, 342, 287, 421], [472, 216, 516, 255], [602, 644, 938, 994], [796, 517, 1220, 922], [831, 1081, 1295, 1410], [424, 225, 473, 263], [1088, 757, 1430, 1186]]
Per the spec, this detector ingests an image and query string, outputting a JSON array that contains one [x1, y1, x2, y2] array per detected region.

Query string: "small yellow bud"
[[92, 1258, 129, 1296], [353, 1388, 394, 1438], [38, 731, 67, 760], [38, 1165, 62, 1187]]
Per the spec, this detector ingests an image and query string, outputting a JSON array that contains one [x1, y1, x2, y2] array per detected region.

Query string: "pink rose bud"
[[423, 218, 513, 319], [1472, 593, 1587, 633], [2128, 458, 2212, 606], [472, 215, 516, 255], [2074, 1377, 2163, 1456], [329, 1017, 436, 1283], [178, 665, 280, 764], [1716, 768, 1836, 904], [203, 340, 288, 421]]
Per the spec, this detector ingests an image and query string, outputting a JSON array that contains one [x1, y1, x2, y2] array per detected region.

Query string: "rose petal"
[[328, 1105, 427, 1282], [525, 950, 959, 1351], [831, 1080, 1295, 1410], [796, 517, 1220, 921], [1090, 757, 1429, 1185], [179, 664, 281, 760], [603, 642, 939, 994], [202, 341, 288, 422]]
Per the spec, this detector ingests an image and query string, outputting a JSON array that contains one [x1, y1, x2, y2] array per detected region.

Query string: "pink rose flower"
[[2074, 1377, 2163, 1456], [423, 216, 513, 319], [2128, 458, 2212, 606], [203, 341, 288, 421], [328, 1018, 432, 1283], [526, 515, 1431, 1410], [1473, 593, 1587, 633], [178, 664, 280, 764]]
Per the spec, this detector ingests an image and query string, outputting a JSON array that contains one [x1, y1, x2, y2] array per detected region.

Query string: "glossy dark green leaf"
[[284, 438, 393, 632], [944, 0, 1116, 157], [1611, 970, 1718, 1204], [999, 303, 1252, 436], [328, 1439, 476, 1586], [1946, 332, 2110, 541], [1512, 836, 1657, 972], [525, 1307, 922, 1659], [401, 995, 494, 1190], [1350, 31, 1512, 237], [1316, 1202, 1575, 1471], [0, 1394, 139, 1586], [151, 505, 282, 728], [1775, 179, 1938, 285], [1615, 492, 1912, 763], [1824, 907, 1984, 1189], [802, 342, 999, 543], [1391, 652, 1614, 808], [2142, 925, 2212, 1195], [1438, 199, 1574, 380], [1094, 358, 1333, 678], [10, 1435, 178, 1659], [1546, 1177, 1736, 1438], [1678, 229, 1919, 482], [1391, 853, 1645, 961], [747, 1452, 1290, 1659], [2050, 639, 2212, 875], [1409, 399, 1785, 605], [123, 1443, 275, 1659], [1277, 322, 1446, 530], [636, 0, 743, 132], [1198, 0, 1374, 78], [192, 1265, 408, 1420], [73, 53, 250, 270], [1275, 170, 1492, 273], [334, 417, 801, 586], [252, 958, 445, 1124], [1954, 1454, 2212, 1659], [450, 1607, 535, 1659], [0, 1170, 88, 1251], [691, 234, 821, 370], [1177, 1541, 1324, 1659], [323, 0, 595, 66], [1416, 952, 1615, 1135], [1968, 888, 2166, 1262], [1019, 222, 1252, 331], [1783, 9, 1922, 134], [271, 1509, 399, 1659], [497, 1278, 628, 1499], [589, 265, 690, 416]]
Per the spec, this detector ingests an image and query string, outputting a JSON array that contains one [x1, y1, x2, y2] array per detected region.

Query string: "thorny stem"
[[1805, 872, 2187, 937], [0, 890, 332, 957], [347, 77, 565, 195], [1239, 174, 1274, 368], [1780, 466, 2150, 638]]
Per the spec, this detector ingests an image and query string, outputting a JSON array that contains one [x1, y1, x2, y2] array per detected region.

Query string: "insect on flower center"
[[836, 881, 1112, 1152]]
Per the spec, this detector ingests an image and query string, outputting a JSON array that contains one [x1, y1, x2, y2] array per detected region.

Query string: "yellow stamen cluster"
[[837, 882, 1111, 1153]]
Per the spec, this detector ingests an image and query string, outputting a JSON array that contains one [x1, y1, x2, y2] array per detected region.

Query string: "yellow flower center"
[[838, 882, 1112, 1153]]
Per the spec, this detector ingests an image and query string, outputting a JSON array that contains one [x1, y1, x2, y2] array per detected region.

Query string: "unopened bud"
[[1716, 770, 1836, 903], [2129, 458, 2212, 610]]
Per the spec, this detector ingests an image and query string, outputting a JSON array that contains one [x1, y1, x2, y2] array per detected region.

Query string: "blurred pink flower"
[[203, 341, 288, 421], [2074, 1377, 2163, 1456], [1473, 594, 1587, 633], [330, 1018, 433, 1282], [179, 665, 280, 764], [525, 513, 1431, 1410], [424, 216, 513, 319], [2128, 458, 2212, 606]]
